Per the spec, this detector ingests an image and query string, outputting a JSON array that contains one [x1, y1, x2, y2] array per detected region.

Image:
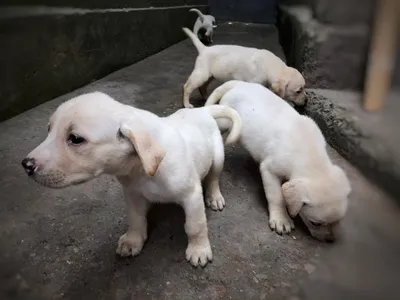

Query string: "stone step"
[[278, 5, 400, 91]]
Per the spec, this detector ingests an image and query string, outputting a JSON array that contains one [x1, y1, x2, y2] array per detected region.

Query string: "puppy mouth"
[[310, 232, 336, 243], [29, 169, 93, 189], [30, 174, 68, 189], [293, 104, 306, 114]]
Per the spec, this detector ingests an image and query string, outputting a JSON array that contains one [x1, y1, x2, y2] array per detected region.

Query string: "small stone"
[[304, 263, 316, 274]]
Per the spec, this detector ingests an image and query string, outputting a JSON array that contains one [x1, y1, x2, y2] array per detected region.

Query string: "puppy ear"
[[271, 78, 288, 98], [282, 179, 309, 217], [120, 122, 166, 177]]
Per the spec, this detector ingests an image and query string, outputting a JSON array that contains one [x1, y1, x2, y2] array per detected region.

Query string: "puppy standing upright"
[[182, 27, 306, 108], [205, 81, 351, 242], [190, 8, 216, 44], [21, 92, 242, 267]]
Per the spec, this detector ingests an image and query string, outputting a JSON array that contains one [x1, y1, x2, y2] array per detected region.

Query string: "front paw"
[[116, 232, 146, 257], [186, 240, 213, 267], [206, 192, 225, 211], [269, 211, 294, 234], [184, 103, 194, 109]]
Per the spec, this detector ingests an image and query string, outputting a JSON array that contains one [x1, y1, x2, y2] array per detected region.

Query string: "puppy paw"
[[184, 103, 194, 109], [186, 240, 213, 267], [269, 212, 294, 235], [116, 232, 146, 257], [206, 192, 225, 211]]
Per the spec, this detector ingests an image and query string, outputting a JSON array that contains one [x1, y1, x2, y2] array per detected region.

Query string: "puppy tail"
[[207, 105, 242, 145], [182, 27, 206, 53], [204, 80, 241, 106], [189, 8, 205, 22]]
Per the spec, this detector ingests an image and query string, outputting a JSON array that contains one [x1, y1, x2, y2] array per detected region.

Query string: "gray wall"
[[0, 1, 207, 121], [209, 0, 278, 24]]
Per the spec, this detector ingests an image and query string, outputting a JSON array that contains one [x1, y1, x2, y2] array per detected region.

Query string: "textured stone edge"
[[277, 5, 371, 90], [304, 91, 400, 201]]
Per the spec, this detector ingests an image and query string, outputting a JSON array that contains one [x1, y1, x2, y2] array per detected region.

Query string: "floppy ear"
[[120, 122, 166, 177], [282, 179, 309, 217], [271, 78, 289, 98]]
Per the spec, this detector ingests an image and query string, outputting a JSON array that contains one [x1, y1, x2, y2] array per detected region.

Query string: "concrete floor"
[[1, 23, 400, 300]]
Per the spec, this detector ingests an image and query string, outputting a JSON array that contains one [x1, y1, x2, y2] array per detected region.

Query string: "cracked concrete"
[[1, 23, 399, 300]]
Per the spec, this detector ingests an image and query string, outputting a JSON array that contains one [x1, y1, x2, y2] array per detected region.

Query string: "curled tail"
[[204, 80, 242, 106], [189, 8, 205, 22], [182, 27, 206, 53], [206, 105, 242, 145]]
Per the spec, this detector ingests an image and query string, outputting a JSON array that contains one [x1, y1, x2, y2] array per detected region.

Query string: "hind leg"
[[183, 61, 211, 108], [204, 134, 225, 211], [198, 77, 213, 100]]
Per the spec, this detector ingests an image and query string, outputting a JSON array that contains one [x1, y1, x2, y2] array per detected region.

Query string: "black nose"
[[21, 157, 36, 176]]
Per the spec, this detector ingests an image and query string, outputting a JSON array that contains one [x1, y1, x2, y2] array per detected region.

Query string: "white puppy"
[[205, 81, 351, 242], [21, 92, 242, 267], [190, 8, 216, 44], [182, 27, 306, 109]]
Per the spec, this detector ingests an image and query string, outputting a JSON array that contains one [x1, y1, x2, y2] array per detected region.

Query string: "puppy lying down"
[[21, 92, 242, 267], [182, 27, 306, 109], [205, 81, 351, 242]]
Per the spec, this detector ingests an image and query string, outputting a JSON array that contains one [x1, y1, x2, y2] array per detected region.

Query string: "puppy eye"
[[310, 221, 322, 227], [296, 89, 303, 94], [67, 134, 85, 145], [47, 124, 51, 133]]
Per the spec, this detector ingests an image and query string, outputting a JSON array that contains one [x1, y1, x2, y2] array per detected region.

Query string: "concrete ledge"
[[312, 0, 375, 26], [304, 89, 400, 201], [278, 5, 371, 91], [0, 4, 207, 121]]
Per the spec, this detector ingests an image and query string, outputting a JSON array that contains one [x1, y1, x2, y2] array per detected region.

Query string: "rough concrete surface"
[[278, 4, 400, 91], [312, 0, 375, 26], [1, 23, 400, 300], [278, 5, 371, 91]]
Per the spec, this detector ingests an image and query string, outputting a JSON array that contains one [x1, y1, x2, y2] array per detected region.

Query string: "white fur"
[[182, 27, 306, 108], [190, 8, 216, 42], [205, 81, 351, 242], [22, 92, 242, 267]]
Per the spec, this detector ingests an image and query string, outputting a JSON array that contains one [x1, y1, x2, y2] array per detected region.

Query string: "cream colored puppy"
[[21, 92, 242, 267], [182, 27, 306, 109], [205, 81, 351, 242]]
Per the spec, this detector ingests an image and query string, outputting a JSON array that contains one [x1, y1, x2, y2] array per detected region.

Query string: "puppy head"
[[271, 67, 306, 106], [21, 92, 165, 188], [282, 166, 351, 242]]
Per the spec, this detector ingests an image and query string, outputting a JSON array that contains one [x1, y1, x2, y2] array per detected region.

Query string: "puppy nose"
[[21, 157, 36, 176]]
